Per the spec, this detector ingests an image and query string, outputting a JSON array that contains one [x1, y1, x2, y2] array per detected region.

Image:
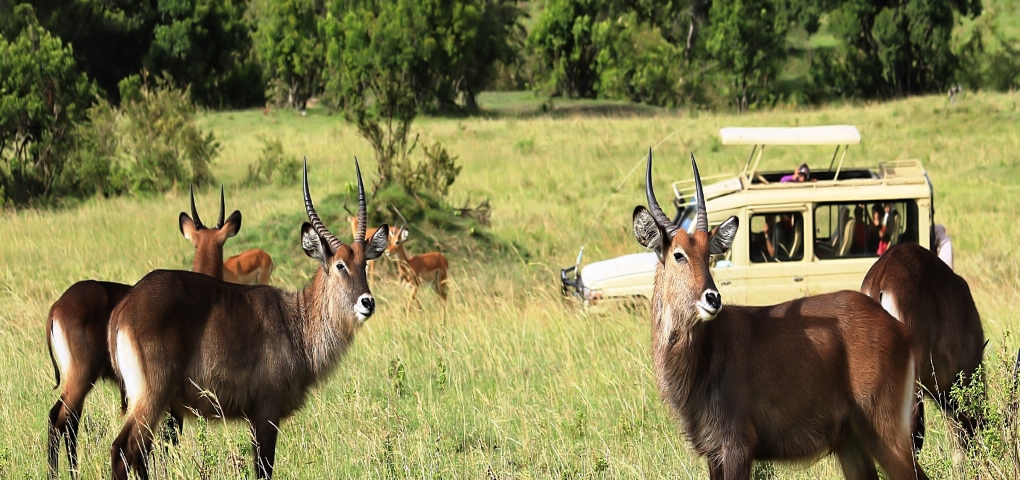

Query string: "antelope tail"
[[46, 317, 60, 389]]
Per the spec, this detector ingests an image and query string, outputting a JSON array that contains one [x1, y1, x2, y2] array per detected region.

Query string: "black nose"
[[361, 296, 375, 313], [705, 291, 721, 310]]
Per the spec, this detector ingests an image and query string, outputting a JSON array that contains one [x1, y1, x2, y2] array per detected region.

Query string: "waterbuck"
[[46, 186, 241, 477], [107, 159, 389, 479], [861, 242, 986, 453], [633, 151, 927, 479]]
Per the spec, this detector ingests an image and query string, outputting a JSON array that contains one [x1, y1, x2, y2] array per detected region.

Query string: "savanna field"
[[2, 92, 1020, 478]]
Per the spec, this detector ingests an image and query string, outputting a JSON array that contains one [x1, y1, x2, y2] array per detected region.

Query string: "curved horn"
[[645, 148, 676, 236], [691, 152, 708, 232], [354, 157, 367, 244], [217, 185, 225, 228], [190, 184, 205, 229], [392, 205, 409, 238], [302, 158, 343, 253]]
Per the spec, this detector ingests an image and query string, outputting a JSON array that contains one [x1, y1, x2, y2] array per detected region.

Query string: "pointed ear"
[[365, 223, 389, 261], [633, 206, 669, 261], [301, 222, 332, 269], [709, 216, 739, 255], [399, 229, 409, 243], [220, 210, 242, 239], [180, 213, 197, 240]]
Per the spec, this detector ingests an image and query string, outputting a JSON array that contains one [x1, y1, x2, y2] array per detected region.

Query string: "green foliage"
[[592, 12, 685, 107], [245, 136, 300, 186], [64, 99, 128, 197], [821, 0, 981, 99], [254, 0, 323, 110], [0, 4, 98, 206], [526, 0, 688, 102], [953, 7, 1020, 92], [23, 0, 260, 107], [321, 0, 422, 186], [705, 0, 787, 112], [118, 75, 219, 193], [145, 0, 263, 108], [526, 0, 601, 98], [950, 336, 1020, 478], [397, 141, 462, 199]]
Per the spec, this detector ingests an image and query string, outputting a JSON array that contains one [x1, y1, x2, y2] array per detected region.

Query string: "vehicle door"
[[741, 205, 811, 305], [805, 199, 922, 295]]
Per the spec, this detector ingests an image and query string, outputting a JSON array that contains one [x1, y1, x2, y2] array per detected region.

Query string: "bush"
[[118, 74, 219, 193], [0, 5, 98, 206], [396, 141, 462, 199], [245, 136, 300, 186], [63, 99, 128, 197]]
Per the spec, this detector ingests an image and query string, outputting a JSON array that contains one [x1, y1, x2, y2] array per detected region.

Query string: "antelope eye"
[[336, 262, 347, 272], [673, 251, 687, 264]]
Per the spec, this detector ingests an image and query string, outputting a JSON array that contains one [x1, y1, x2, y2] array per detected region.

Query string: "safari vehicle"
[[560, 125, 950, 307]]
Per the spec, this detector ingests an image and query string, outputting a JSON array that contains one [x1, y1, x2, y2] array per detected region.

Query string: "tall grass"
[[1, 92, 1018, 478]]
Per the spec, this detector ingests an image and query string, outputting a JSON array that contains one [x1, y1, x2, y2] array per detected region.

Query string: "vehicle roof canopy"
[[720, 125, 861, 146]]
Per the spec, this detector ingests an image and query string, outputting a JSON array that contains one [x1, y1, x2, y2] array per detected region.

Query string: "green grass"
[[2, 92, 1020, 478]]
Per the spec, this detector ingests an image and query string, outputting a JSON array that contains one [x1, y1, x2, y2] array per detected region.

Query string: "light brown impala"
[[634, 150, 927, 479], [46, 186, 241, 478], [861, 242, 986, 454], [107, 159, 389, 479], [384, 211, 449, 314], [223, 249, 274, 285]]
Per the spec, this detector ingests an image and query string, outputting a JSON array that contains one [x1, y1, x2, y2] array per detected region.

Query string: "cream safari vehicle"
[[560, 125, 953, 307]]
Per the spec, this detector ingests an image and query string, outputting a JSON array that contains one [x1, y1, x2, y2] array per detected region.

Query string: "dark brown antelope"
[[107, 159, 389, 479], [861, 242, 986, 454], [633, 150, 927, 480], [46, 186, 241, 478]]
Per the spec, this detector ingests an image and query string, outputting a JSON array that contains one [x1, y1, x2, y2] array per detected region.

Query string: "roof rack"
[[720, 126, 862, 184]]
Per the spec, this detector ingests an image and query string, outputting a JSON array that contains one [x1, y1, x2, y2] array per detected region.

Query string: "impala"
[[861, 242, 985, 453], [107, 159, 389, 479], [386, 223, 449, 314], [46, 186, 242, 478], [224, 249, 274, 285], [634, 151, 927, 479]]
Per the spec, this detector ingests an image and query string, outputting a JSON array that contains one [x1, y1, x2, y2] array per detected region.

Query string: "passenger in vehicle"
[[878, 205, 899, 255], [868, 203, 884, 253], [850, 204, 868, 254], [780, 163, 811, 183], [761, 214, 795, 261]]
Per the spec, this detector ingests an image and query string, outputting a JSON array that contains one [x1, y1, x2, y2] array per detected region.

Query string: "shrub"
[[63, 99, 128, 197], [397, 141, 462, 199], [118, 75, 219, 193], [0, 5, 98, 206], [245, 136, 300, 186]]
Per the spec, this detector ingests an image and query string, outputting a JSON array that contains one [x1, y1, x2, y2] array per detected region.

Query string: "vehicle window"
[[749, 212, 804, 263], [813, 200, 918, 259]]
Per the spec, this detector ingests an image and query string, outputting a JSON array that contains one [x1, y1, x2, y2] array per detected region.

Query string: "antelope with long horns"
[[46, 186, 242, 478], [861, 242, 986, 454], [107, 159, 389, 479], [633, 150, 927, 479]]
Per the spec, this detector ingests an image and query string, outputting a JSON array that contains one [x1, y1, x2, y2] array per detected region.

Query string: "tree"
[[254, 0, 323, 110], [821, 0, 981, 99], [321, 0, 423, 187], [593, 12, 685, 106], [705, 0, 787, 112], [527, 0, 690, 100], [0, 4, 98, 206], [144, 0, 262, 108], [24, 0, 261, 107]]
